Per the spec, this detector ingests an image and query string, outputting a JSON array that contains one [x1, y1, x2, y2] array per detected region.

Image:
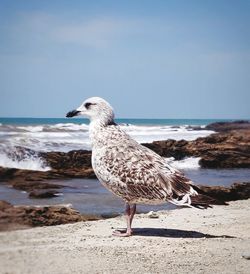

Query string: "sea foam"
[[166, 157, 201, 170], [0, 123, 214, 153], [0, 146, 50, 171], [0, 122, 212, 170]]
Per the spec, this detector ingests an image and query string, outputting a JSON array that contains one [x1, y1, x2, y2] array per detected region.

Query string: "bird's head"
[[66, 97, 115, 125]]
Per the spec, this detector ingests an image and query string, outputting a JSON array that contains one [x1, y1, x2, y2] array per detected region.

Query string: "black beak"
[[66, 110, 80, 118]]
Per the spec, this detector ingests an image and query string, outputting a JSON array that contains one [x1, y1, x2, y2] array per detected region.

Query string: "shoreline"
[[1, 182, 249, 232], [0, 199, 249, 273], [0, 120, 249, 232], [0, 122, 249, 197]]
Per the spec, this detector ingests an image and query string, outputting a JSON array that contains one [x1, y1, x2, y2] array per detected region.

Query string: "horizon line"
[[0, 116, 249, 121]]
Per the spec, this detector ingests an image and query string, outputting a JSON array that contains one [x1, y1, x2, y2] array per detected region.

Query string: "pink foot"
[[112, 229, 133, 237]]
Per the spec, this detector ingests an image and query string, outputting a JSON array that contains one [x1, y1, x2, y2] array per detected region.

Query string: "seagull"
[[66, 97, 223, 237]]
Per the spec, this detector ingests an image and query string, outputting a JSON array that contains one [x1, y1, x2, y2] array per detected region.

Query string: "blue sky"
[[0, 0, 249, 118]]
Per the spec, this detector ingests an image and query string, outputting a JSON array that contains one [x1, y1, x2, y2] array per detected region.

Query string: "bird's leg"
[[112, 203, 136, 237], [125, 204, 136, 235], [129, 204, 136, 228]]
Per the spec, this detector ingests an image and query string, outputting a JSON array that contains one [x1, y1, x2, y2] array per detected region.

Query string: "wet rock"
[[144, 139, 190, 160], [0, 165, 95, 197], [0, 201, 101, 231], [29, 190, 60, 199], [10, 178, 64, 192], [143, 129, 250, 168], [0, 149, 95, 183], [197, 182, 250, 202], [205, 120, 250, 132], [40, 149, 92, 170], [199, 151, 250, 168], [0, 200, 12, 210]]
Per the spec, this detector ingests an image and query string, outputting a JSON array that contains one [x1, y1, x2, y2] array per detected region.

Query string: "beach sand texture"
[[0, 199, 249, 274]]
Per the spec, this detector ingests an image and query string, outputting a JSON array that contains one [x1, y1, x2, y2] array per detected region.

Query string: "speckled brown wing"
[[93, 130, 196, 204]]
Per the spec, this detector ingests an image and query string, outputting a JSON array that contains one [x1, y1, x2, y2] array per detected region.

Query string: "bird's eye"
[[84, 102, 92, 109]]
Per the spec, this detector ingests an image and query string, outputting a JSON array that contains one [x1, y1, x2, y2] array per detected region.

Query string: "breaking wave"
[[0, 122, 212, 170], [0, 146, 50, 171], [166, 157, 201, 170], [0, 123, 213, 152]]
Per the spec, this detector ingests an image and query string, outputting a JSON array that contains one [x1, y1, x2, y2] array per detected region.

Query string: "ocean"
[[0, 117, 249, 215], [0, 117, 226, 170]]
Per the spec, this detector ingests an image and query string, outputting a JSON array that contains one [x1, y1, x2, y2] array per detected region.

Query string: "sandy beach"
[[0, 199, 249, 274]]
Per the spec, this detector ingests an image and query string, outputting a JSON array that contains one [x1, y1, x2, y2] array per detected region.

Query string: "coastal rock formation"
[[0, 201, 101, 231], [29, 190, 60, 199], [205, 120, 250, 132], [40, 150, 92, 171], [197, 182, 250, 202], [0, 167, 66, 197], [41, 150, 95, 178], [0, 155, 95, 197], [0, 148, 94, 181], [143, 129, 250, 168]]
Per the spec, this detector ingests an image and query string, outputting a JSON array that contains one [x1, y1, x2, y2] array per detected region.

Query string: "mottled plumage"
[[66, 97, 216, 236], [91, 123, 197, 206]]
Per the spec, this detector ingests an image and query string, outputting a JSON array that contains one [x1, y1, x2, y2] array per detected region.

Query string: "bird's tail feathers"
[[169, 185, 227, 209], [169, 193, 197, 209], [190, 184, 227, 207]]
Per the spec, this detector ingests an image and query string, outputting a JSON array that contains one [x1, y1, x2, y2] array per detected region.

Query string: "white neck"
[[89, 119, 103, 134], [88, 118, 112, 147]]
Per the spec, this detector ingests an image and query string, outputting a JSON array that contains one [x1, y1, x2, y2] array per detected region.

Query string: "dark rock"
[[199, 151, 250, 168], [197, 182, 250, 202], [0, 165, 95, 197], [0, 201, 101, 231], [186, 125, 203, 131], [0, 200, 12, 210], [40, 149, 92, 170], [144, 129, 250, 168], [144, 139, 190, 160], [29, 190, 60, 199], [205, 120, 250, 132], [10, 179, 64, 192], [0, 149, 95, 184]]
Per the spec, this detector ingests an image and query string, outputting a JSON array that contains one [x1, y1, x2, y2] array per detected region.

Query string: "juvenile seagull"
[[66, 97, 220, 237]]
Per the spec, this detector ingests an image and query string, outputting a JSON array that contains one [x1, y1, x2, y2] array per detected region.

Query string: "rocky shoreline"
[[144, 122, 250, 168], [0, 121, 249, 231], [0, 182, 249, 231], [0, 121, 249, 196], [0, 201, 101, 232]]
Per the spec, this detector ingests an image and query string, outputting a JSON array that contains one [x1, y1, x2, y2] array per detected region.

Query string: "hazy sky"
[[0, 0, 249, 118]]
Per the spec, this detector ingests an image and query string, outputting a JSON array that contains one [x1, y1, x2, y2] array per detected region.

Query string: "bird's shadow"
[[123, 228, 235, 238]]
